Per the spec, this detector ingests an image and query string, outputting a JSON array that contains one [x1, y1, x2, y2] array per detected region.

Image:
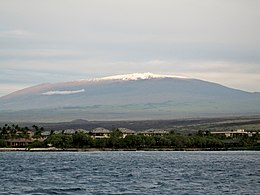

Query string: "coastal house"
[[211, 129, 257, 137], [75, 129, 89, 134], [37, 131, 52, 141], [90, 127, 111, 138], [63, 129, 76, 134], [27, 130, 34, 137], [118, 128, 136, 138], [41, 131, 51, 137], [6, 138, 32, 147], [139, 129, 169, 136], [53, 130, 63, 134]]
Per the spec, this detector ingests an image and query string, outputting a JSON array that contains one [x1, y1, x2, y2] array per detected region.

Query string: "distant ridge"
[[70, 119, 89, 124]]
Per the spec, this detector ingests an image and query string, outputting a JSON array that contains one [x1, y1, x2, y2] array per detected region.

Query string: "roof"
[[118, 128, 135, 134], [211, 129, 250, 134], [41, 131, 51, 136], [63, 129, 76, 134], [141, 129, 168, 134], [91, 127, 111, 134], [76, 129, 89, 134], [54, 130, 63, 134]]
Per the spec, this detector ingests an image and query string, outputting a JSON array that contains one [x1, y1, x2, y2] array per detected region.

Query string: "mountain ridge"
[[0, 73, 259, 122]]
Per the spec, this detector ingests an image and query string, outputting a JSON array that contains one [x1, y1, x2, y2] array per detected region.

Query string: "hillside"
[[0, 73, 259, 122]]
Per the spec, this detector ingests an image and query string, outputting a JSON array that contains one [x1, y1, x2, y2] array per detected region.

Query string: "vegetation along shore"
[[0, 122, 259, 151]]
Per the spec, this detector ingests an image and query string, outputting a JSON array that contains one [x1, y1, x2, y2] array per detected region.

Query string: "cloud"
[[0, 0, 259, 96], [42, 89, 85, 95], [0, 29, 33, 38], [0, 49, 84, 58]]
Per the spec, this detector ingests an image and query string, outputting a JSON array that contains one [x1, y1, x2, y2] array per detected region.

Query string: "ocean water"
[[0, 151, 259, 195]]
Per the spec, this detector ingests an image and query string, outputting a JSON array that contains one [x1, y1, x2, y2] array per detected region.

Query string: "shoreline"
[[0, 147, 259, 152]]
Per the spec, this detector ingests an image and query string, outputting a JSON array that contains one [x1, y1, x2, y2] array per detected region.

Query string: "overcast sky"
[[0, 0, 259, 96]]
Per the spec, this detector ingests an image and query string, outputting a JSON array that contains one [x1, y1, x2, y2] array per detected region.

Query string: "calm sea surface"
[[0, 151, 259, 195]]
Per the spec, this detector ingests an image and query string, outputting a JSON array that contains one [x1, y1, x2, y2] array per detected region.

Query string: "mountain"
[[0, 73, 259, 122]]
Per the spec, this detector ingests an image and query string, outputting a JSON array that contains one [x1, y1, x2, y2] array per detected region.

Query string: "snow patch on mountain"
[[98, 73, 188, 81], [42, 89, 85, 95], [72, 73, 189, 83]]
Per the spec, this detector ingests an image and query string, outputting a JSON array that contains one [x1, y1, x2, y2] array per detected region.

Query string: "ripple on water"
[[0, 151, 259, 194]]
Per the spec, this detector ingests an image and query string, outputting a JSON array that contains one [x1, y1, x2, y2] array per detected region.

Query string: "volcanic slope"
[[0, 73, 259, 122]]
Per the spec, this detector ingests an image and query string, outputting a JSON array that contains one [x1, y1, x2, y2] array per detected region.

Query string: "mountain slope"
[[0, 73, 259, 122]]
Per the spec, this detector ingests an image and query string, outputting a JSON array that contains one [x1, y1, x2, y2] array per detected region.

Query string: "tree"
[[124, 135, 145, 148], [94, 138, 109, 148], [72, 133, 93, 148], [155, 136, 171, 147], [143, 136, 156, 147], [110, 128, 123, 138], [29, 140, 46, 148], [110, 128, 123, 148], [0, 139, 7, 147], [33, 125, 44, 138], [46, 134, 72, 148]]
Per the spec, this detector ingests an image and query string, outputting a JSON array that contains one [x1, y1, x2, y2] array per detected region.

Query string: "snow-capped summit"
[[75, 72, 188, 83], [96, 72, 188, 81]]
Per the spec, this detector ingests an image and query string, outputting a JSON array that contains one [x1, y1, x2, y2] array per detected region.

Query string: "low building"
[[37, 131, 51, 141], [63, 129, 76, 134], [211, 129, 258, 137], [41, 131, 51, 137], [91, 127, 111, 138], [139, 129, 169, 136], [53, 130, 63, 134], [6, 138, 32, 147], [118, 128, 136, 138], [27, 130, 34, 137], [76, 129, 89, 134]]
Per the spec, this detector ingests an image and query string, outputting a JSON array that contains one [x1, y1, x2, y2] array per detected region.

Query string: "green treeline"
[[30, 130, 260, 150], [1, 125, 259, 149]]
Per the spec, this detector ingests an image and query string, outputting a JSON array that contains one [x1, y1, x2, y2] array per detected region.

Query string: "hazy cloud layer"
[[0, 0, 259, 96]]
